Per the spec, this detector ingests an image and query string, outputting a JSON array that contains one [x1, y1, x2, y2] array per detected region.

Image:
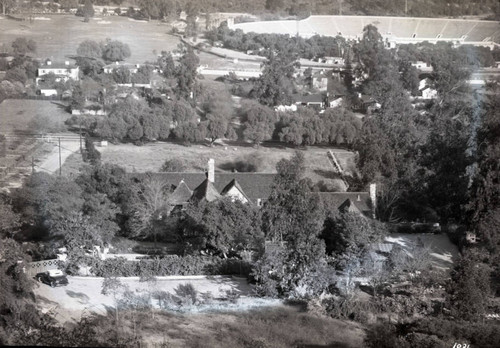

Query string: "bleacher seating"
[[390, 18, 420, 37], [465, 22, 499, 42], [231, 16, 499, 46], [412, 19, 447, 39], [441, 21, 476, 39]]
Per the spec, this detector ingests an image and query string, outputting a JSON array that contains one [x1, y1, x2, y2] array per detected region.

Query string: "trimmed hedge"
[[87, 255, 252, 278]]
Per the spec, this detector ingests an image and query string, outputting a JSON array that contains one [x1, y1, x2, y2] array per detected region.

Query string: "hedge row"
[[86, 255, 252, 278]]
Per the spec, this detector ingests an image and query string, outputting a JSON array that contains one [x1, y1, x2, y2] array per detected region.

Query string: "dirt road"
[[34, 275, 254, 324]]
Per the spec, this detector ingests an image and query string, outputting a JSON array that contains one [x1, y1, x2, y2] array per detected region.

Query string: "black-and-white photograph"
[[0, 0, 499, 346]]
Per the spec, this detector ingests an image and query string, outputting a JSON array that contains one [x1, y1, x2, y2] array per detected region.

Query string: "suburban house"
[[419, 78, 438, 99], [131, 159, 376, 218], [311, 71, 328, 91], [36, 60, 79, 84], [411, 61, 433, 72], [317, 56, 345, 65], [352, 93, 381, 113], [103, 62, 141, 74], [292, 93, 327, 108], [328, 96, 344, 108]]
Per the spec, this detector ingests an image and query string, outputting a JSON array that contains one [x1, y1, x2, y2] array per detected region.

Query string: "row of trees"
[[76, 38, 131, 63], [207, 25, 349, 60]]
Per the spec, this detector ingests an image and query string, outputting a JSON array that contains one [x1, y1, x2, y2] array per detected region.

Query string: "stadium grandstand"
[[230, 16, 500, 48]]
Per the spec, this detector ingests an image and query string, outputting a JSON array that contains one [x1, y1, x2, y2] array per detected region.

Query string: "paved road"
[[36, 136, 81, 174]]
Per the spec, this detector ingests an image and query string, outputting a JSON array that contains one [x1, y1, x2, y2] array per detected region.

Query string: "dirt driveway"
[[34, 275, 253, 324]]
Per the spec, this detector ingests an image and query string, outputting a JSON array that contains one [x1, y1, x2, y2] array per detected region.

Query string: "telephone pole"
[[58, 137, 62, 176], [405, 0, 408, 16], [31, 157, 35, 174]]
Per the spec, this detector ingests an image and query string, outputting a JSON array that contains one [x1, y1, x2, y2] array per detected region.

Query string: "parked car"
[[35, 269, 69, 287]]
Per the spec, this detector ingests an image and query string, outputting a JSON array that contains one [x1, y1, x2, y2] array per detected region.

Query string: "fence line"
[[27, 259, 60, 276]]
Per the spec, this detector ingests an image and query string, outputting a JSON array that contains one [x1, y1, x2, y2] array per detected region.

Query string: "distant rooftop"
[[39, 60, 78, 69]]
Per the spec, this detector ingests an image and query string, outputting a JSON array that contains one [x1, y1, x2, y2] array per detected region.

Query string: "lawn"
[[0, 15, 180, 63], [99, 141, 355, 185]]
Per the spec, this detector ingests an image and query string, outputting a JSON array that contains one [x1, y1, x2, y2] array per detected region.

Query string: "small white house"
[[39, 89, 58, 97], [329, 96, 343, 108], [103, 62, 141, 74], [418, 78, 438, 99], [275, 104, 297, 112], [411, 61, 433, 72], [421, 87, 438, 99]]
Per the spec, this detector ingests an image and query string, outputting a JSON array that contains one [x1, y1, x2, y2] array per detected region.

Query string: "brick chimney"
[[208, 158, 215, 183], [369, 183, 377, 219]]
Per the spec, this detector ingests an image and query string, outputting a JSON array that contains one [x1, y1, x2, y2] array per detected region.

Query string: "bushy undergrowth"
[[119, 307, 364, 347], [85, 255, 252, 277], [364, 318, 500, 348]]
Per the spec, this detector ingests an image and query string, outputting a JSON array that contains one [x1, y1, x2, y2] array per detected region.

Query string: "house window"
[[40, 70, 45, 74]]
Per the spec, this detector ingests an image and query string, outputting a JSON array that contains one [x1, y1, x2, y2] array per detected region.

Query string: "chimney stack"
[[47, 60, 52, 66], [369, 183, 377, 219], [208, 158, 215, 183]]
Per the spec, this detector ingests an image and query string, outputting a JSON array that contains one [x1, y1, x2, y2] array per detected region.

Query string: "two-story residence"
[[36, 60, 79, 84]]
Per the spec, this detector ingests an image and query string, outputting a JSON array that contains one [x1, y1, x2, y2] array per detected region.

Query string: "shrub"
[[82, 135, 101, 165], [160, 158, 186, 172], [174, 283, 198, 305], [220, 152, 264, 172]]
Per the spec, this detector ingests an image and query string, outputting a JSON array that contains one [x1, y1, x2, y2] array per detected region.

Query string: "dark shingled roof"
[[40, 62, 78, 69], [131, 172, 276, 205], [292, 93, 324, 104], [190, 178, 221, 202], [314, 192, 373, 217], [130, 173, 374, 215], [338, 198, 363, 215], [169, 180, 193, 205]]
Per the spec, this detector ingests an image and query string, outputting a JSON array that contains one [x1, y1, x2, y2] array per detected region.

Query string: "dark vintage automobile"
[[35, 269, 69, 287]]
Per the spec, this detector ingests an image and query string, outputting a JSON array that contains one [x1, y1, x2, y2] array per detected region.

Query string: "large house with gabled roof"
[[131, 159, 377, 218]]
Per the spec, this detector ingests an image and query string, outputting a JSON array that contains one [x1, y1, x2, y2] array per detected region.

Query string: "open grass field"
[[99, 141, 356, 185], [0, 99, 69, 133], [0, 15, 180, 63]]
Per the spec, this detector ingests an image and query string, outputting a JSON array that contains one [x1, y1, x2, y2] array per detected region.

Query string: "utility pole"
[[405, 0, 408, 16], [31, 157, 35, 174], [79, 129, 82, 153], [58, 137, 62, 176]]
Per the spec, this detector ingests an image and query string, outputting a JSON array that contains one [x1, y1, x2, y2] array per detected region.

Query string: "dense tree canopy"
[[241, 100, 276, 145], [251, 50, 298, 107], [101, 40, 131, 63], [255, 151, 333, 298]]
